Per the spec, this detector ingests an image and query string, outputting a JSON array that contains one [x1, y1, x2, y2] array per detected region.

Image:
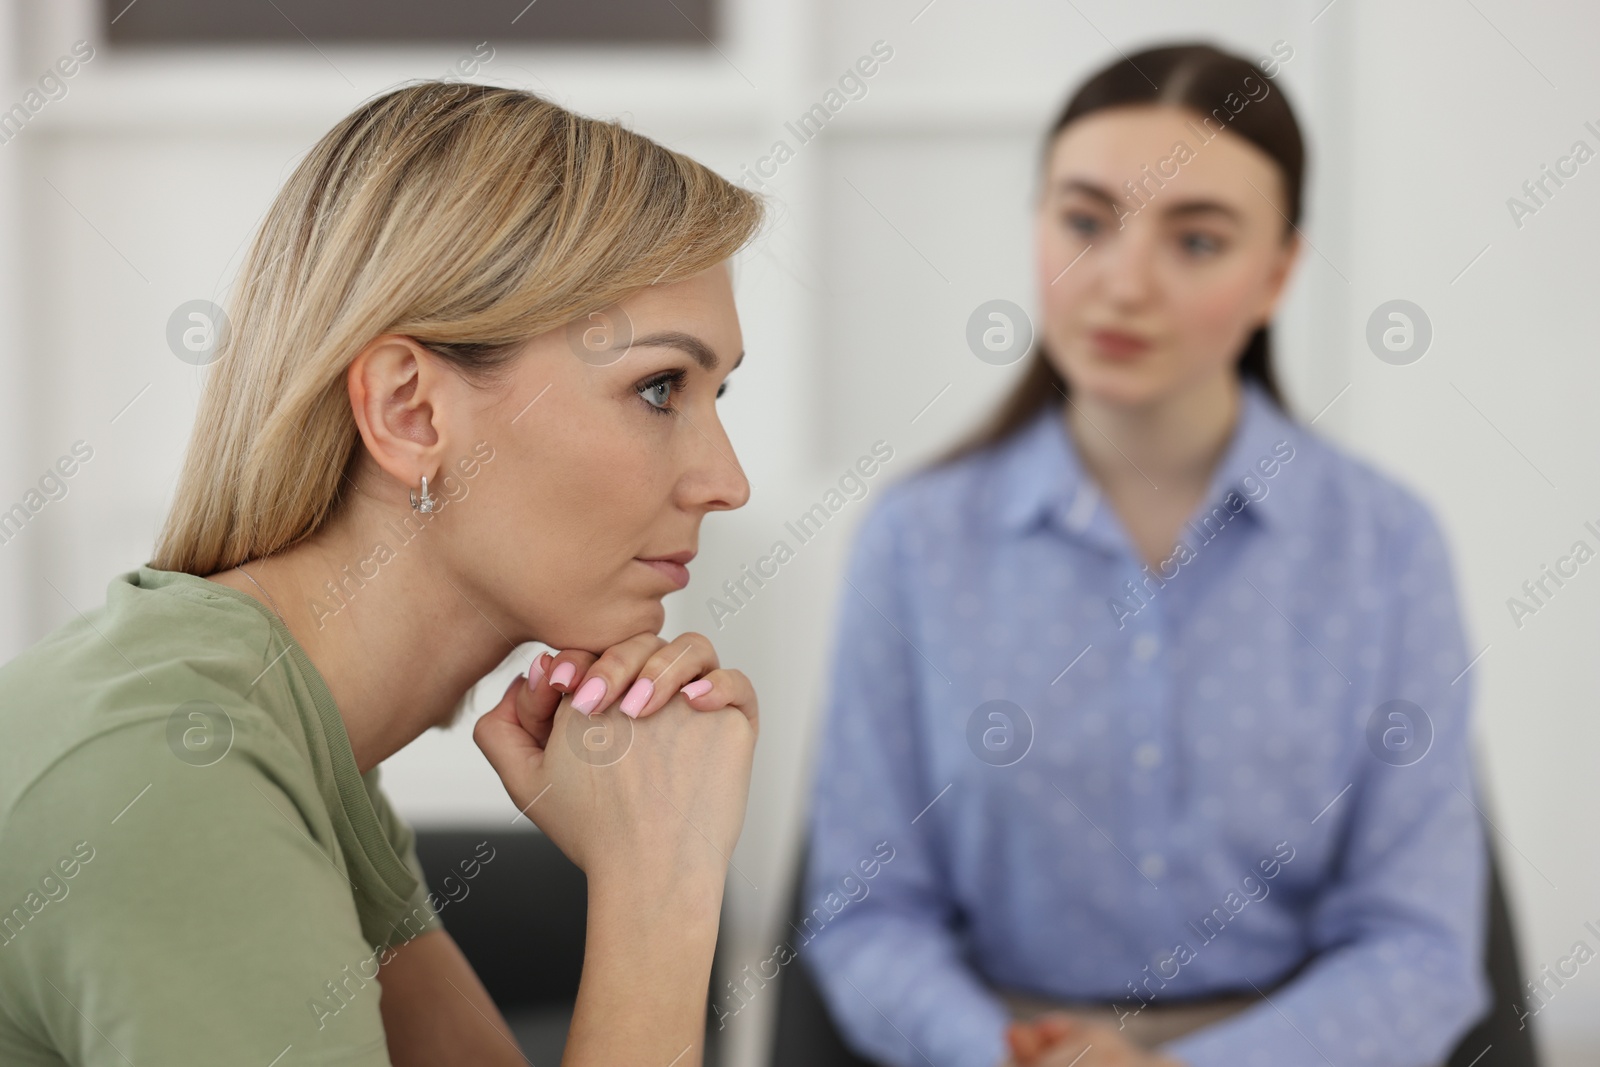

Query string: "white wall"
[[1337, 5, 1600, 1064], [1, 1, 1594, 1064]]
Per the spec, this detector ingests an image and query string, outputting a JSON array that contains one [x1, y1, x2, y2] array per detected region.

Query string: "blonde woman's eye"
[[637, 370, 687, 415]]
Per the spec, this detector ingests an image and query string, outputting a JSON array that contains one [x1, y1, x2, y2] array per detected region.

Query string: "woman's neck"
[[1063, 372, 1243, 569], [207, 508, 526, 775], [1065, 372, 1242, 498]]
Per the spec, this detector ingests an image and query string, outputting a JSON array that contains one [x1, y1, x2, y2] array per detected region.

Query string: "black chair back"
[[413, 828, 588, 1008], [414, 827, 726, 1066], [1446, 832, 1538, 1067]]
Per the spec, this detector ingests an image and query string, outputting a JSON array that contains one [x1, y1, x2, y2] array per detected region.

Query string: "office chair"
[[413, 827, 725, 1065]]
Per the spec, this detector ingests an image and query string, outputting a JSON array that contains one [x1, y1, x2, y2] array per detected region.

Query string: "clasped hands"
[[473, 629, 758, 886], [1005, 1013, 1187, 1067]]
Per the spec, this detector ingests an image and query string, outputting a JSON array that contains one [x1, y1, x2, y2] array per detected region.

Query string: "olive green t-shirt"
[[0, 565, 442, 1065]]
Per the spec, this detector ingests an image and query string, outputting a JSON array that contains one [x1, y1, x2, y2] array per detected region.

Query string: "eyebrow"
[[1052, 178, 1245, 225], [628, 330, 744, 373]]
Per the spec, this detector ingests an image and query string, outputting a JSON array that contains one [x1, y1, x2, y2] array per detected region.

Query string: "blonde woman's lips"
[[636, 557, 691, 589]]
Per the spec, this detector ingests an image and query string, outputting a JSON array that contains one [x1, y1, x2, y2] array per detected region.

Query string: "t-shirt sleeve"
[[0, 718, 398, 1066], [363, 768, 442, 947]]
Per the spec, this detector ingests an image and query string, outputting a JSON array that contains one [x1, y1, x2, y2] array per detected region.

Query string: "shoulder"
[[0, 707, 322, 874], [850, 428, 1024, 561], [0, 711, 357, 993], [1280, 422, 1455, 570], [0, 715, 392, 1064], [1253, 415, 1466, 649], [0, 569, 305, 821], [0, 610, 332, 918]]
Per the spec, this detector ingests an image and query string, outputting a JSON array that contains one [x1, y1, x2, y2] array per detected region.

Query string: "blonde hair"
[[152, 81, 764, 576]]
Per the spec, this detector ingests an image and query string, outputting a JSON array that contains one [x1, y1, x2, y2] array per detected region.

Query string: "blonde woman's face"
[[457, 263, 749, 651], [1032, 105, 1299, 408]]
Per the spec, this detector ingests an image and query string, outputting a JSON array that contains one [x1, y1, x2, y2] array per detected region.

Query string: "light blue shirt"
[[801, 381, 1489, 1067]]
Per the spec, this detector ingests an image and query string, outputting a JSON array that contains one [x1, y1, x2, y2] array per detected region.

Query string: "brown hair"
[[152, 82, 764, 576], [934, 41, 1305, 468]]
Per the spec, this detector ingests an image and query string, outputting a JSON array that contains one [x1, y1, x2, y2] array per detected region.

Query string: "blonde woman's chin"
[[531, 606, 671, 661]]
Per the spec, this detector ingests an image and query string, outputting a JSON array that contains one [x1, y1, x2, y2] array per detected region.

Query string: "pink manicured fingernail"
[[573, 676, 607, 715], [620, 677, 654, 718], [527, 653, 548, 690], [550, 661, 576, 689], [681, 678, 712, 700]]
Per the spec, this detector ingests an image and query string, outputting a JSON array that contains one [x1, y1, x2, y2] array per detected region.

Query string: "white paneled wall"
[[1338, 7, 1600, 1066], [2, 1, 1595, 1064]]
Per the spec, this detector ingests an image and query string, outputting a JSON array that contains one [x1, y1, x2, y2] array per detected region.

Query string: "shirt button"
[[1139, 853, 1166, 880], [1132, 634, 1159, 661], [1134, 743, 1162, 768]]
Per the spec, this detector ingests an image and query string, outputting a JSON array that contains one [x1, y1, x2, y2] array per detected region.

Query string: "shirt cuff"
[[924, 995, 1011, 1067]]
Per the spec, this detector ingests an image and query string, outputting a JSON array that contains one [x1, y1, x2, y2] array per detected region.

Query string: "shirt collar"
[[1194, 378, 1306, 531], [993, 379, 1307, 544], [994, 399, 1098, 539]]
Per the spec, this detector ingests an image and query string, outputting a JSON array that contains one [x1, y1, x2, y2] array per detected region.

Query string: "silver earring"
[[409, 475, 437, 513]]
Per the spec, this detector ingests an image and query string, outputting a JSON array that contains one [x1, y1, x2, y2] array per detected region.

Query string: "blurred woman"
[[802, 42, 1486, 1067], [0, 83, 761, 1066]]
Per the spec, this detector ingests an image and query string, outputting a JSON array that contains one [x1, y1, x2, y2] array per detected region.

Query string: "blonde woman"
[[0, 83, 761, 1066]]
